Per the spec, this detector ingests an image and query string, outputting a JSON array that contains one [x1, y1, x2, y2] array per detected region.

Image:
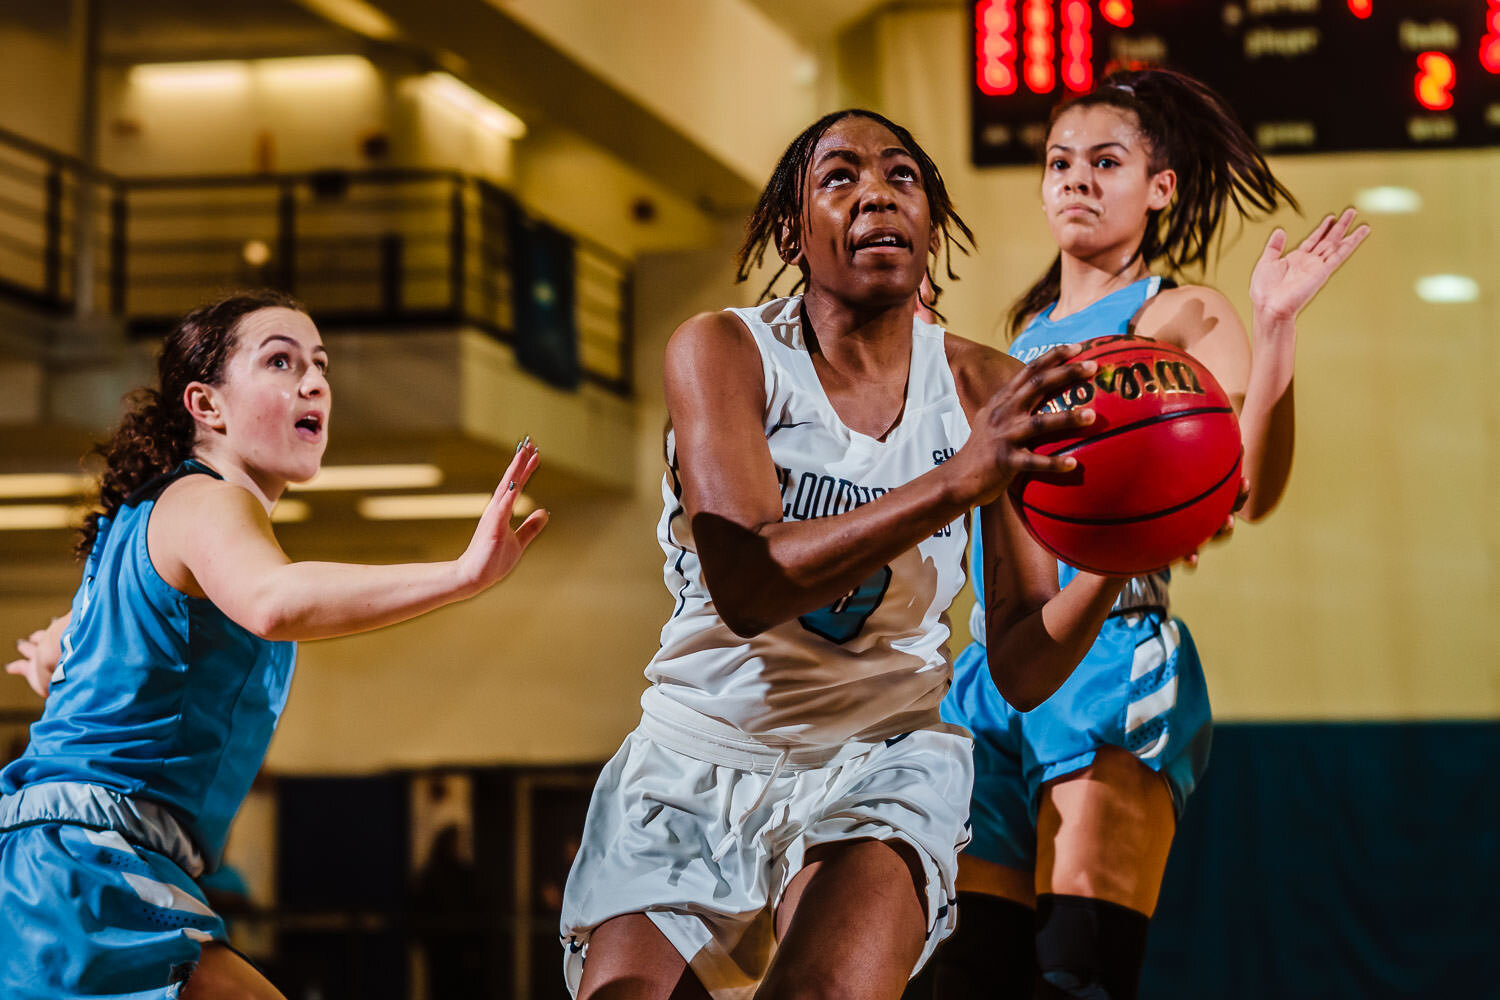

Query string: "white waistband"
[[640, 687, 907, 772], [0, 781, 206, 877]]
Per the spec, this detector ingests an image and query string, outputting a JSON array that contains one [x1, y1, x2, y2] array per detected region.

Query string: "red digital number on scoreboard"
[[1100, 0, 1133, 28], [1482, 0, 1500, 74], [1062, 0, 1093, 92], [1415, 51, 1456, 109], [1023, 0, 1056, 93], [975, 0, 1019, 96]]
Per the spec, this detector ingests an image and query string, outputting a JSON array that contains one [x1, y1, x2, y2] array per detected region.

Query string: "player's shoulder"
[[665, 308, 759, 371], [944, 331, 1022, 410], [1135, 283, 1239, 346], [156, 473, 266, 525]]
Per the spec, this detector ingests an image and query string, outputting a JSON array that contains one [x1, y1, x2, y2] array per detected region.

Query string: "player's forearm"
[[985, 572, 1123, 711], [696, 466, 971, 637], [1238, 310, 1298, 521], [240, 559, 474, 641]]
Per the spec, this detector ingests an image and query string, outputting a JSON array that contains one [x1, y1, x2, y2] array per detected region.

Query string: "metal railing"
[[0, 126, 631, 395]]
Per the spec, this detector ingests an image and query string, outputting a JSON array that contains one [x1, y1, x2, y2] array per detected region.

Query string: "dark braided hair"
[[1007, 67, 1298, 336], [736, 109, 975, 320], [77, 289, 304, 558]]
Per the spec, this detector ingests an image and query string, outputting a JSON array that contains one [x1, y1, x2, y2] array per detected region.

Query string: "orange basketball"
[[1010, 335, 1243, 576]]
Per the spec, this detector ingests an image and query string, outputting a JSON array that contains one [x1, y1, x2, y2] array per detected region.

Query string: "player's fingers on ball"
[[1017, 360, 1094, 411], [1024, 406, 1091, 440], [1026, 453, 1078, 476]]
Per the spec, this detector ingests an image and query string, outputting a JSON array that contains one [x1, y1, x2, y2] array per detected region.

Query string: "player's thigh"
[[955, 853, 1036, 909], [764, 838, 927, 1000], [1035, 745, 1176, 915], [577, 912, 711, 1000], [181, 944, 286, 1000]]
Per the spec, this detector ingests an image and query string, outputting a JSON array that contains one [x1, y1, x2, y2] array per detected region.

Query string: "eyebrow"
[[1047, 141, 1130, 155], [258, 334, 327, 355], [814, 146, 915, 168]]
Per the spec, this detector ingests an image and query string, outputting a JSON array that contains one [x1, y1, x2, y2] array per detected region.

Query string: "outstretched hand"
[[455, 439, 550, 593], [1250, 207, 1370, 323], [953, 344, 1099, 508], [5, 614, 69, 699]]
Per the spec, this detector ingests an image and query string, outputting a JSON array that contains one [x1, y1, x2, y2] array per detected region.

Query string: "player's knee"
[[1034, 893, 1149, 1000]]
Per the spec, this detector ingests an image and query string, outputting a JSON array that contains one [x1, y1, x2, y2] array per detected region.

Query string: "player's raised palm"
[[1250, 207, 1370, 323], [457, 440, 549, 591]]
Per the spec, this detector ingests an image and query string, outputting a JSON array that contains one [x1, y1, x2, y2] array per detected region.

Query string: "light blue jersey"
[[0, 460, 296, 997], [942, 277, 1212, 868]]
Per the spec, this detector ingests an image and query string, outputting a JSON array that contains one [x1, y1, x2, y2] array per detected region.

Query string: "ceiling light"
[[271, 499, 311, 523], [1414, 274, 1480, 303], [291, 464, 443, 492], [0, 504, 84, 530], [297, 0, 399, 40], [357, 492, 534, 521], [131, 61, 251, 93], [0, 473, 91, 499], [256, 55, 375, 88], [1353, 186, 1422, 214], [420, 73, 527, 139]]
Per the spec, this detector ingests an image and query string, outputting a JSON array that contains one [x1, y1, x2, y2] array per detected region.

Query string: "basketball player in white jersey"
[[559, 110, 1134, 1000]]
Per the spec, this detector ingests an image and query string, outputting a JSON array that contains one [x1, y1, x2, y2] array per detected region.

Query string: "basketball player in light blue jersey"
[[0, 290, 548, 999], [906, 69, 1369, 1000]]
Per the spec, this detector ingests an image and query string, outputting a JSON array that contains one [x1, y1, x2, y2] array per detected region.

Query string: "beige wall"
[[0, 12, 80, 153], [492, 0, 819, 185]]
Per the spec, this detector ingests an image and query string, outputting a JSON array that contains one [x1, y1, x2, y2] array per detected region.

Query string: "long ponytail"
[[77, 289, 303, 558], [1007, 67, 1298, 336]]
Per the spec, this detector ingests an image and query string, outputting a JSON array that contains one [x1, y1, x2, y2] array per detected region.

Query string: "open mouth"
[[851, 229, 912, 253], [294, 413, 324, 439]]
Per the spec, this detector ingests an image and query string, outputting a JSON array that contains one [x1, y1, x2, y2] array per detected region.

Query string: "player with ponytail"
[[907, 68, 1368, 1000]]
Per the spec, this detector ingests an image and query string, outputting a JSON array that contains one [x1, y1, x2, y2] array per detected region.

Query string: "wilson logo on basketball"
[[1042, 338, 1208, 413]]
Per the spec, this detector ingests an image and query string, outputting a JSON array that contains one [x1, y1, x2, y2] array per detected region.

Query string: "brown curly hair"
[[77, 289, 304, 558]]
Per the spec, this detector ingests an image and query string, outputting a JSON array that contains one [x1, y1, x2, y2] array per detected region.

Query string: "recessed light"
[[1415, 274, 1479, 303], [0, 474, 90, 499], [291, 464, 443, 492], [357, 492, 535, 521], [0, 505, 84, 530], [1354, 186, 1422, 214]]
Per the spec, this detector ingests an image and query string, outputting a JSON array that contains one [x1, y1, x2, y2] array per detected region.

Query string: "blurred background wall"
[[0, 1, 1494, 997]]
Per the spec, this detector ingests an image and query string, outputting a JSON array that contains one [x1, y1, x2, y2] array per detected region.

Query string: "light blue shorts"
[[940, 614, 1212, 869], [0, 820, 226, 998]]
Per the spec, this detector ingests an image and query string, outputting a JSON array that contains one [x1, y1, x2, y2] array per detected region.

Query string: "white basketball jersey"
[[644, 296, 972, 748]]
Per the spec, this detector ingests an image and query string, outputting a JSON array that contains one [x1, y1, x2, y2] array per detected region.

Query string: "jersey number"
[[799, 566, 892, 644]]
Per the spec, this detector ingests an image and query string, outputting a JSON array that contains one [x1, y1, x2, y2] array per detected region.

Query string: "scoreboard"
[[971, 0, 1500, 165]]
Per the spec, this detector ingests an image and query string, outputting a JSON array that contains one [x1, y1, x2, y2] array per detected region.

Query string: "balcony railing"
[[0, 125, 631, 395]]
